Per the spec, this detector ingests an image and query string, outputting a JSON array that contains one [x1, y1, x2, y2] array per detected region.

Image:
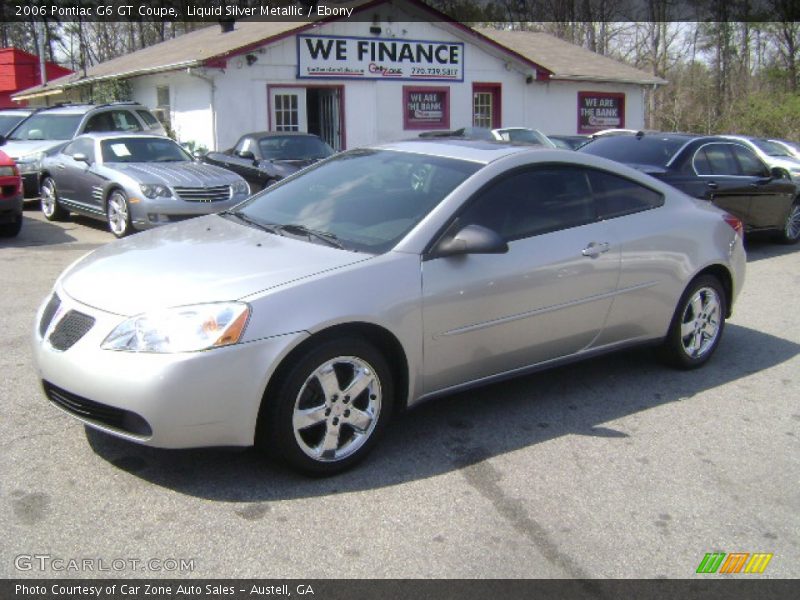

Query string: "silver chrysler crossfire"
[[33, 140, 746, 475], [39, 133, 250, 237]]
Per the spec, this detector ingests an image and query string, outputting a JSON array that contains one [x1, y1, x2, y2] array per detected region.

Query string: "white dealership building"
[[14, 0, 665, 151]]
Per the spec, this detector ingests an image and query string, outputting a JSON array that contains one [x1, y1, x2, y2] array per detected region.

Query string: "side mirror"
[[192, 150, 205, 159], [72, 152, 90, 164], [770, 166, 788, 180], [434, 224, 508, 258]]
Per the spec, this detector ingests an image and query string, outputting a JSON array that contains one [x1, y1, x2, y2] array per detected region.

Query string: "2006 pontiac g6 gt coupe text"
[[33, 140, 746, 475]]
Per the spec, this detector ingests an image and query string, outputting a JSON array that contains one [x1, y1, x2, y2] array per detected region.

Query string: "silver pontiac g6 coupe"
[[39, 133, 250, 237], [33, 140, 746, 475]]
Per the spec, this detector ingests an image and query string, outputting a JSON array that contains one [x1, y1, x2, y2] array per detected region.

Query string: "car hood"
[[2, 139, 61, 159], [60, 214, 372, 316], [111, 161, 244, 185]]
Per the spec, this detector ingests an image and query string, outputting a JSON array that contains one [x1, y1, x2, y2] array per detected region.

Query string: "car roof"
[[28, 103, 145, 116], [244, 131, 321, 139], [372, 139, 544, 164], [76, 132, 172, 142]]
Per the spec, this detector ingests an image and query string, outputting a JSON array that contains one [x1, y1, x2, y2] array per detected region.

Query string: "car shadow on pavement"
[[85, 323, 799, 501], [1, 213, 78, 248], [744, 234, 800, 262]]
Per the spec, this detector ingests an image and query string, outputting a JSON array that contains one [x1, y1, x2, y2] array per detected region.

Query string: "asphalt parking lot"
[[1, 207, 798, 579]]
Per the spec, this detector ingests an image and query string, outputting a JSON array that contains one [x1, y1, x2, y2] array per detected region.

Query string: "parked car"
[[548, 134, 591, 150], [768, 138, 800, 160], [490, 127, 556, 147], [202, 132, 334, 192], [0, 107, 35, 136], [39, 133, 250, 237], [720, 135, 800, 182], [0, 102, 166, 198], [419, 126, 555, 147], [579, 132, 800, 243], [0, 149, 23, 237], [34, 140, 746, 475]]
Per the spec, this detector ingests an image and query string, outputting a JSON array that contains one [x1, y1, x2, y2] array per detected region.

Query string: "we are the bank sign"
[[297, 34, 465, 81]]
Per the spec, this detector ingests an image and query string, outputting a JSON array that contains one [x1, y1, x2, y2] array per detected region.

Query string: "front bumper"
[[129, 195, 247, 231], [32, 289, 307, 448]]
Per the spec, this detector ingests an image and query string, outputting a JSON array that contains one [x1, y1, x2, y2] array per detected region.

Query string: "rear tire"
[[256, 337, 394, 476], [659, 275, 726, 370], [0, 214, 22, 238], [40, 177, 68, 221]]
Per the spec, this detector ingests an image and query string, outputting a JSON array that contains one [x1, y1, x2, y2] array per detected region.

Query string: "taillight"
[[723, 214, 743, 236]]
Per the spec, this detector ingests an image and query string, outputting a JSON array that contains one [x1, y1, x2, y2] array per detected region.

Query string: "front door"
[[421, 165, 620, 395]]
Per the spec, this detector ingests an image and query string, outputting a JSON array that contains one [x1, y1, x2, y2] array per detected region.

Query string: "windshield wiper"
[[219, 211, 284, 235], [278, 224, 345, 249]]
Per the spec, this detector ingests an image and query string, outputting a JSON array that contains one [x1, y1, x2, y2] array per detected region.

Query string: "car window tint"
[[111, 110, 143, 132], [9, 113, 82, 141], [588, 169, 664, 219], [731, 144, 768, 177], [696, 144, 739, 175], [580, 136, 686, 167], [101, 138, 190, 163], [459, 166, 596, 241], [258, 136, 334, 160], [136, 110, 160, 128], [234, 137, 252, 154]]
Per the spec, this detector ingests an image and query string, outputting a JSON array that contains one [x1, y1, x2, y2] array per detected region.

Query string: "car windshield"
[[0, 114, 29, 136], [580, 135, 688, 167], [495, 129, 552, 146], [101, 138, 191, 163], [258, 136, 334, 160], [751, 138, 793, 157], [8, 113, 82, 141], [234, 148, 480, 253]]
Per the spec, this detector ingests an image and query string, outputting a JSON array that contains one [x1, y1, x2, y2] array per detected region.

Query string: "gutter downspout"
[[186, 68, 217, 151]]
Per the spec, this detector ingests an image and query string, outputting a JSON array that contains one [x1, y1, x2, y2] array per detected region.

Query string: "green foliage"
[[89, 79, 132, 104], [720, 92, 800, 140]]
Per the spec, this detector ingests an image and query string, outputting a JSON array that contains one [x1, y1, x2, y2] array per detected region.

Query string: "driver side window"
[[458, 166, 597, 241]]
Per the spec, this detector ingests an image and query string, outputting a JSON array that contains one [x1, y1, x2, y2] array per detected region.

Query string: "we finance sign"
[[297, 34, 464, 81]]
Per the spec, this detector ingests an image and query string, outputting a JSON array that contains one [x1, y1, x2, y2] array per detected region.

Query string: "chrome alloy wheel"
[[785, 204, 800, 241], [41, 179, 57, 218], [107, 192, 129, 237], [679, 286, 722, 359], [292, 356, 382, 462]]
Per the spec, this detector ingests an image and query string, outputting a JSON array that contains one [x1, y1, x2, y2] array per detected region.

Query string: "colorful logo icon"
[[696, 552, 773, 574]]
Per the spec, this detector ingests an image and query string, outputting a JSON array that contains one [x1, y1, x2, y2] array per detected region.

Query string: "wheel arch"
[[692, 264, 734, 318], [103, 184, 127, 211], [260, 321, 411, 420]]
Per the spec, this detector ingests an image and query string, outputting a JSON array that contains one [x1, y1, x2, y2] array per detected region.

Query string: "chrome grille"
[[173, 185, 231, 203], [49, 310, 95, 351], [39, 293, 61, 337]]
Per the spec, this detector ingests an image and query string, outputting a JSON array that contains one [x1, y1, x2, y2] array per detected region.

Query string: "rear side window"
[[136, 110, 160, 128], [110, 110, 143, 132], [694, 144, 739, 175], [588, 170, 664, 219]]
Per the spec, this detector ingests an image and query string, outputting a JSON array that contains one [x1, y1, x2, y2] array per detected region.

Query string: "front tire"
[[778, 201, 800, 244], [659, 275, 726, 369], [257, 338, 394, 476], [40, 177, 68, 221], [106, 189, 132, 238]]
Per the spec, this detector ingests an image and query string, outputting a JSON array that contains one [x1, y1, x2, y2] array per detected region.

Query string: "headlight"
[[101, 302, 250, 353], [0, 166, 17, 176], [231, 180, 249, 196], [139, 183, 172, 199], [15, 152, 44, 174]]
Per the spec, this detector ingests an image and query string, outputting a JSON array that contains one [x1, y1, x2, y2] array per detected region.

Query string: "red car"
[[0, 149, 22, 237]]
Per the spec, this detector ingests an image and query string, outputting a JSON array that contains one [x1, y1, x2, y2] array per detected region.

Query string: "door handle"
[[56, 163, 66, 170], [706, 181, 718, 189], [582, 242, 610, 258]]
